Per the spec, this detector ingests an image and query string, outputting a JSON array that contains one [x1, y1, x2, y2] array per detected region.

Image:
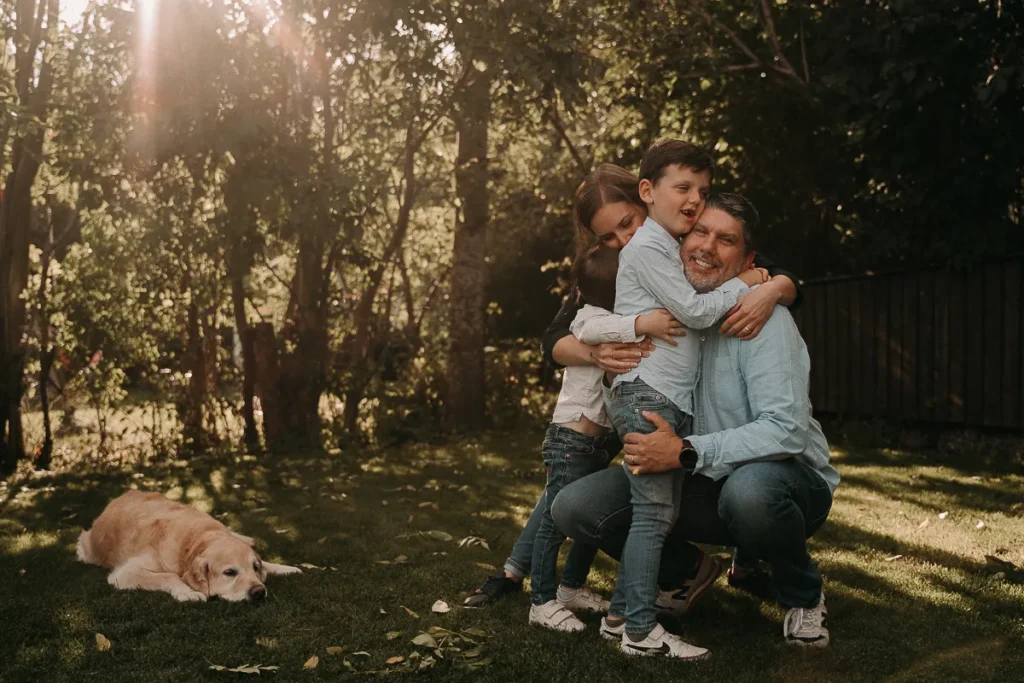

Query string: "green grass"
[[1, 432, 1023, 682]]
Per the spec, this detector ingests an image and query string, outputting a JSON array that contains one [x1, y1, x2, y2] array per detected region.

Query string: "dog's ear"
[[231, 531, 255, 546], [184, 555, 210, 596]]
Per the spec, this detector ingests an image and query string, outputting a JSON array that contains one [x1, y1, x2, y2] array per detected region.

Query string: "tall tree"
[[0, 0, 59, 476]]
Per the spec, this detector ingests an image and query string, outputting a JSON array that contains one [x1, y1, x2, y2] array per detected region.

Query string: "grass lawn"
[[1, 430, 1022, 682]]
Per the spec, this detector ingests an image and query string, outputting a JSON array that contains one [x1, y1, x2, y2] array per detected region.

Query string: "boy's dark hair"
[[572, 243, 619, 311], [639, 139, 715, 186], [705, 192, 759, 255]]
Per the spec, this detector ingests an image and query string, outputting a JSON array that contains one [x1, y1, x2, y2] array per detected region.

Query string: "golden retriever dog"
[[77, 490, 301, 602]]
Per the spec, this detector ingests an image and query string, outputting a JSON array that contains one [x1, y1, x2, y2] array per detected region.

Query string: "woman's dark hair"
[[571, 243, 620, 311], [573, 164, 643, 256]]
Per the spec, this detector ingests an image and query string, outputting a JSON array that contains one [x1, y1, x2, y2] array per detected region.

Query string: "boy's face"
[[638, 164, 711, 238]]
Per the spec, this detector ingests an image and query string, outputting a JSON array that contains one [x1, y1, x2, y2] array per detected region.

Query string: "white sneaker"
[[783, 593, 829, 647], [529, 600, 586, 632], [655, 551, 724, 613], [599, 616, 625, 641], [557, 585, 610, 613], [619, 623, 710, 660]]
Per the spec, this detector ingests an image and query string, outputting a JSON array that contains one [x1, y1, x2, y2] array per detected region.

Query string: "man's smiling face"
[[681, 207, 754, 292]]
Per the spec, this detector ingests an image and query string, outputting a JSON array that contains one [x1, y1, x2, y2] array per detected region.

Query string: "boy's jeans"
[[529, 425, 620, 605], [607, 379, 691, 635]]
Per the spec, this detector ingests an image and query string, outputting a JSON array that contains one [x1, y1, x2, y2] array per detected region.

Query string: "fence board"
[[792, 258, 1024, 430], [918, 274, 935, 421]]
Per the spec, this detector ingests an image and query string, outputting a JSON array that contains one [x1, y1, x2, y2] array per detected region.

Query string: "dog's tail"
[[76, 529, 96, 564]]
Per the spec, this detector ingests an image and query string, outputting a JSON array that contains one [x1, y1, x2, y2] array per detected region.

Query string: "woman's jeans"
[[529, 425, 620, 605], [503, 429, 620, 592], [605, 379, 692, 635], [552, 458, 834, 610]]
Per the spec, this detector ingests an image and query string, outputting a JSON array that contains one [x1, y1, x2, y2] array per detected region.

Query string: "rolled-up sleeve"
[[571, 308, 639, 345]]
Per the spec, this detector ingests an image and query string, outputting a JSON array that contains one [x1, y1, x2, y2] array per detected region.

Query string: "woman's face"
[[588, 201, 647, 250]]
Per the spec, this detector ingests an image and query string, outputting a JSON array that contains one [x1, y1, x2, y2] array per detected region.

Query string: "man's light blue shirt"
[[612, 217, 748, 415], [687, 304, 840, 493]]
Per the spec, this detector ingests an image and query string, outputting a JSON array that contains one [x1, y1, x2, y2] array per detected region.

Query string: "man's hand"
[[622, 411, 685, 474], [589, 338, 654, 374]]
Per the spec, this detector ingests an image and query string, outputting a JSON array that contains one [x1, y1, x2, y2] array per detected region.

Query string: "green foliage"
[[3, 0, 1023, 459]]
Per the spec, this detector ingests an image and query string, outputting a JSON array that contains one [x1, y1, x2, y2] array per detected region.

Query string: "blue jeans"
[[551, 459, 834, 609], [606, 379, 691, 635], [530, 425, 620, 605]]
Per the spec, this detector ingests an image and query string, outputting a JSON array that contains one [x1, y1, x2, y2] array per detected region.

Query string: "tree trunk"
[[36, 222, 54, 470], [276, 233, 327, 450], [445, 67, 491, 432], [0, 0, 61, 477], [230, 270, 259, 450], [252, 322, 284, 449], [181, 282, 207, 448]]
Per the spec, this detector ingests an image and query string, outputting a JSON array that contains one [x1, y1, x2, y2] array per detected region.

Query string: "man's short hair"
[[638, 139, 715, 186], [571, 243, 619, 311], [705, 192, 759, 255]]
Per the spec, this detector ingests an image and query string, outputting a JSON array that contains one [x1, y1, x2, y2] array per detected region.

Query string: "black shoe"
[[462, 573, 522, 608], [727, 564, 779, 603]]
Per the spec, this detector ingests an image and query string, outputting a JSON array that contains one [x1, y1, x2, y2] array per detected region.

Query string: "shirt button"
[[700, 335, 706, 342]]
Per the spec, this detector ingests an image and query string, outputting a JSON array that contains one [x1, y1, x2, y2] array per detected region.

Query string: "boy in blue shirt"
[[601, 141, 766, 659]]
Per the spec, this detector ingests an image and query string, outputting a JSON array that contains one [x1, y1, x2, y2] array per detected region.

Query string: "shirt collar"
[[640, 216, 682, 252]]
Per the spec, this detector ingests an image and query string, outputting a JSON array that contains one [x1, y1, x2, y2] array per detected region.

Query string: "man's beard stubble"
[[683, 250, 744, 294]]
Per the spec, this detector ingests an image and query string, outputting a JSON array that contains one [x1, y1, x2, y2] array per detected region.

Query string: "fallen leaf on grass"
[[385, 631, 402, 640], [303, 655, 319, 670], [402, 605, 419, 618], [474, 562, 497, 571], [412, 633, 439, 648], [254, 637, 278, 649], [462, 627, 488, 638], [326, 646, 344, 655], [418, 502, 439, 510], [426, 530, 453, 542], [457, 536, 490, 550], [379, 608, 387, 614], [917, 519, 930, 529], [95, 633, 111, 652], [885, 554, 903, 562], [431, 600, 450, 613], [299, 563, 325, 570], [976, 520, 985, 529], [352, 651, 371, 657], [938, 511, 949, 519], [387, 656, 406, 665]]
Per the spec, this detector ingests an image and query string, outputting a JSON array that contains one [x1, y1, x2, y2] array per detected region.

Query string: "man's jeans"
[[503, 427, 619, 594], [551, 459, 833, 609], [606, 379, 691, 635]]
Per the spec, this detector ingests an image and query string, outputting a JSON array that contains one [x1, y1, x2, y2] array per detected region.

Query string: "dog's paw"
[[264, 562, 302, 576], [173, 588, 208, 602]]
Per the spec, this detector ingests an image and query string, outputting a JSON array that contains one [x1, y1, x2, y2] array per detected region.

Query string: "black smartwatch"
[[678, 441, 699, 473]]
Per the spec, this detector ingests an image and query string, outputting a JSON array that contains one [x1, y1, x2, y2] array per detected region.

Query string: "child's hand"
[[635, 309, 686, 346], [738, 267, 770, 287]]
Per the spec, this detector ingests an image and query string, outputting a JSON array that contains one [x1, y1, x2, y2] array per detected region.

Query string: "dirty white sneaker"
[[599, 616, 625, 641], [557, 585, 610, 613], [529, 600, 586, 632], [783, 593, 829, 648], [619, 623, 710, 660], [655, 551, 724, 613]]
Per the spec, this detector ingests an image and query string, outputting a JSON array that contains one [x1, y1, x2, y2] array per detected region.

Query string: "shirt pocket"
[[711, 355, 747, 413]]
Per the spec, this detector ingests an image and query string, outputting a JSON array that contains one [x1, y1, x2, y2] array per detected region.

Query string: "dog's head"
[[184, 531, 267, 602]]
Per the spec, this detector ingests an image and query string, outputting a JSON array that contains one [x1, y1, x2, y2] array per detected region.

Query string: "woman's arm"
[[719, 253, 801, 340]]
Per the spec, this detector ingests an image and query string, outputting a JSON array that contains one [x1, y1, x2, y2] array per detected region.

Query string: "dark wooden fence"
[[791, 258, 1024, 430]]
